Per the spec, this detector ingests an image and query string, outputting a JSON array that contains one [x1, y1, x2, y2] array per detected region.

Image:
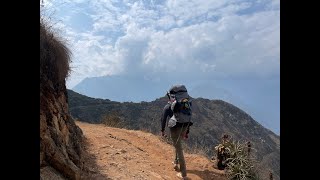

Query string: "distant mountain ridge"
[[67, 89, 280, 179], [71, 75, 280, 135]]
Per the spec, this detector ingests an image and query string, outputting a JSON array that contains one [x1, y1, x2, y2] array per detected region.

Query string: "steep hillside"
[[68, 89, 280, 180], [72, 75, 280, 135], [76, 121, 226, 180]]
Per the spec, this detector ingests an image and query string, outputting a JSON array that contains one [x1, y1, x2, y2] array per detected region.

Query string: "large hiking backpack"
[[167, 85, 193, 127]]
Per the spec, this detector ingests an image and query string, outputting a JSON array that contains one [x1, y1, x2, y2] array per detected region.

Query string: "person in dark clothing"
[[161, 93, 182, 171], [161, 93, 190, 138], [161, 85, 193, 180]]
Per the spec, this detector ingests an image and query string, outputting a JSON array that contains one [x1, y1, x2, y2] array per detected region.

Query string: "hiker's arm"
[[161, 104, 170, 133]]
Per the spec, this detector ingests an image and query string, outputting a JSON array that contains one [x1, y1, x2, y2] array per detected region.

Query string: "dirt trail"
[[77, 121, 226, 180]]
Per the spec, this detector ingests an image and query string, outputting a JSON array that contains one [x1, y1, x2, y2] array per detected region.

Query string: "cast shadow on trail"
[[81, 137, 111, 180]]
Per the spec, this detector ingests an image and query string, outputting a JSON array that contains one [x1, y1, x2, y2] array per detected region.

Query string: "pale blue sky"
[[41, 0, 280, 135]]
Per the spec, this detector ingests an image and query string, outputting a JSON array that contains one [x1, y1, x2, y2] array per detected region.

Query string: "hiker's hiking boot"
[[176, 172, 189, 180]]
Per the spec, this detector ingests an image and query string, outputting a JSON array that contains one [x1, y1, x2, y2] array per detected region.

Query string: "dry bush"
[[101, 112, 126, 128], [40, 18, 71, 87]]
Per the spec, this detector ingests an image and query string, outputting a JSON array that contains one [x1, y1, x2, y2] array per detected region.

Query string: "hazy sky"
[[41, 0, 280, 134]]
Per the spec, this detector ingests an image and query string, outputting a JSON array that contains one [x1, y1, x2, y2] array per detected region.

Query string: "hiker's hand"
[[183, 132, 188, 140], [161, 131, 164, 136]]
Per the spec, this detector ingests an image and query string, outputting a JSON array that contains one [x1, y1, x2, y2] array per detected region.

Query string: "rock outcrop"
[[40, 21, 84, 180]]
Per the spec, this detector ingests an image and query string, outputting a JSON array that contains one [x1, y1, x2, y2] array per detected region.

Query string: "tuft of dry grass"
[[40, 18, 71, 86], [101, 112, 126, 129], [184, 141, 211, 158]]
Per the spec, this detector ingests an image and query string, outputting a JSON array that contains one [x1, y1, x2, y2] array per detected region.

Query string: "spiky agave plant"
[[224, 140, 259, 180]]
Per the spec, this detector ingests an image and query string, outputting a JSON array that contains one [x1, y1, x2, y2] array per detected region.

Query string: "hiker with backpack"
[[161, 84, 193, 179], [161, 91, 190, 138]]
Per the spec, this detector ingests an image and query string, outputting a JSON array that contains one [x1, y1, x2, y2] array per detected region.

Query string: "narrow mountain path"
[[77, 121, 226, 180]]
